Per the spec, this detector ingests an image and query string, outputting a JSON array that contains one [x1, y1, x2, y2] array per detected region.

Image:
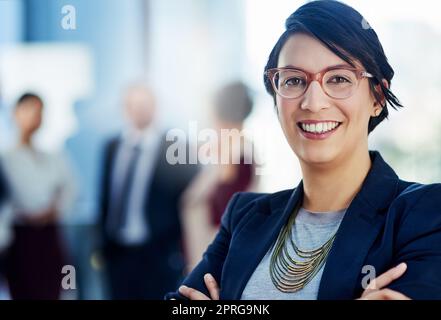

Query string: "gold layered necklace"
[[269, 203, 337, 293]]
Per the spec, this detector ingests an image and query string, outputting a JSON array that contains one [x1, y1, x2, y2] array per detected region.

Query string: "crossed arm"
[[178, 263, 411, 300]]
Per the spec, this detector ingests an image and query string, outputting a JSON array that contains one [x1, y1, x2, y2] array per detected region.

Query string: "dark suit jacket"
[[166, 151, 441, 300], [99, 133, 198, 271]]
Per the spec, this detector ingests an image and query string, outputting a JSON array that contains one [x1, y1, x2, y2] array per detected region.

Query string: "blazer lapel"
[[316, 194, 386, 299], [221, 183, 304, 300], [317, 151, 400, 299]]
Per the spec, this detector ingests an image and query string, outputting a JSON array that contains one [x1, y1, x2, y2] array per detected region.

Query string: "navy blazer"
[[166, 151, 441, 300]]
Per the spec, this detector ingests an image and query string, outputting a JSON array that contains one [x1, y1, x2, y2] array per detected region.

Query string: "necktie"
[[108, 144, 141, 240]]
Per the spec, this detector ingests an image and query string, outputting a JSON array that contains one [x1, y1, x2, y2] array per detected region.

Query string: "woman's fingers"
[[359, 262, 408, 299], [179, 285, 211, 300], [204, 273, 220, 300], [364, 262, 407, 293], [360, 288, 411, 300], [178, 273, 220, 300]]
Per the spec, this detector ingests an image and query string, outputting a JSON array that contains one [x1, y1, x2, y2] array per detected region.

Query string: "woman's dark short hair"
[[264, 0, 403, 134], [214, 81, 254, 123], [15, 92, 44, 109]]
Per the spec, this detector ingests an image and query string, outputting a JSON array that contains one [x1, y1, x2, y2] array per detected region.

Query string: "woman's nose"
[[300, 81, 329, 112]]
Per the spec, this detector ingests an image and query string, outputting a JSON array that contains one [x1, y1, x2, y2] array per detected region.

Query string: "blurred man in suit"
[[99, 84, 198, 299]]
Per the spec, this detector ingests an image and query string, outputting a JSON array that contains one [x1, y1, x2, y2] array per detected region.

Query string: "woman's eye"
[[328, 76, 351, 84], [284, 78, 304, 86]]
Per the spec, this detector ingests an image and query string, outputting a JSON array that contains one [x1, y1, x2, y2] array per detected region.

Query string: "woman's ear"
[[371, 79, 389, 117], [374, 79, 389, 106]]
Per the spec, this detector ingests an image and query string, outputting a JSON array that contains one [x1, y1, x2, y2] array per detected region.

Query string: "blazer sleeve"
[[387, 183, 441, 299], [164, 192, 243, 300]]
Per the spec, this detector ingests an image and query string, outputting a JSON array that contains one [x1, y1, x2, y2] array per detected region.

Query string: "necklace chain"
[[269, 203, 337, 293]]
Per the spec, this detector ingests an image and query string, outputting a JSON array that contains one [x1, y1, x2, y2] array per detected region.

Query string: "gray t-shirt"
[[241, 206, 346, 300]]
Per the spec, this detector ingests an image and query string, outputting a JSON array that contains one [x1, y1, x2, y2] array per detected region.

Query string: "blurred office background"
[[0, 0, 440, 299]]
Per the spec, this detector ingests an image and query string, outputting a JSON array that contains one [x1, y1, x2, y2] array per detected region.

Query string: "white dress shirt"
[[108, 125, 162, 245]]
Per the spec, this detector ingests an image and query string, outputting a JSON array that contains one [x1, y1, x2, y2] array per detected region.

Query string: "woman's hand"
[[179, 273, 220, 300], [358, 262, 411, 300]]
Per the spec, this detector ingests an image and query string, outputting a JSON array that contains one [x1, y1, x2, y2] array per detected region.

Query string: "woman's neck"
[[300, 149, 372, 213]]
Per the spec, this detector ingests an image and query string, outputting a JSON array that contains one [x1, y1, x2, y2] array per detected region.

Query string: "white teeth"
[[316, 123, 323, 132], [300, 121, 340, 134]]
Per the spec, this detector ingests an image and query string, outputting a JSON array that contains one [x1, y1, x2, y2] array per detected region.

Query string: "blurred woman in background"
[[182, 81, 258, 270], [1, 93, 76, 299]]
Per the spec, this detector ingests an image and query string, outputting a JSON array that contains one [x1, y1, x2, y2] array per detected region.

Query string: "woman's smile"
[[296, 120, 343, 140]]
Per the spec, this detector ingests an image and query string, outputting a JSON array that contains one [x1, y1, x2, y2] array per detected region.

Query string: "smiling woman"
[[166, 0, 441, 300]]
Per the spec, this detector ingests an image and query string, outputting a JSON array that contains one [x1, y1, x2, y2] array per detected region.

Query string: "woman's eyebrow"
[[282, 63, 353, 70], [325, 63, 354, 69]]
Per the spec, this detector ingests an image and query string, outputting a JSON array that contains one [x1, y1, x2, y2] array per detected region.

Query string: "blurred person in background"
[[182, 81, 258, 270], [98, 84, 198, 299], [0, 93, 77, 299]]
